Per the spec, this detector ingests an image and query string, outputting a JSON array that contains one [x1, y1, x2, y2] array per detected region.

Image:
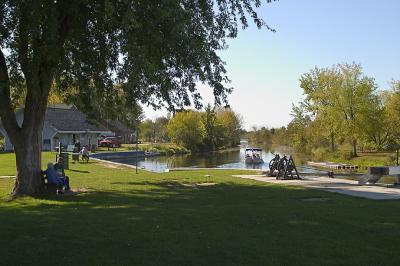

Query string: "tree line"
[[140, 105, 242, 152], [248, 63, 400, 158]]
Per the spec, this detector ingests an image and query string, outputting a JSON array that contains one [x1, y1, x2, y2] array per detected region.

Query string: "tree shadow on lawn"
[[68, 169, 90, 174], [70, 160, 97, 166], [110, 181, 217, 189], [1, 182, 400, 265]]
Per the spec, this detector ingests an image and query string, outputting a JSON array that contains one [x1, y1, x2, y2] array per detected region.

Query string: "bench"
[[66, 145, 75, 152]]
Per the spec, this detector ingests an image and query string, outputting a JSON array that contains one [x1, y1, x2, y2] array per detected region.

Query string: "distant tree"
[[271, 126, 290, 146], [248, 126, 272, 144], [248, 126, 260, 144], [300, 66, 343, 152], [154, 117, 170, 143], [358, 91, 389, 150], [140, 119, 155, 142], [287, 103, 312, 153], [0, 1, 275, 196], [300, 63, 378, 156], [383, 81, 400, 146], [201, 104, 224, 150], [167, 111, 204, 151], [337, 63, 378, 156], [167, 106, 244, 151], [216, 107, 243, 147]]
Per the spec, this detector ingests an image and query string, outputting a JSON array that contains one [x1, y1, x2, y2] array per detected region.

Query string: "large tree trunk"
[[0, 49, 51, 197], [330, 131, 335, 152], [0, 3, 69, 197], [12, 125, 44, 196]]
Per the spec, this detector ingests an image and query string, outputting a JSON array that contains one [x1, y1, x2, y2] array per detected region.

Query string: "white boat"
[[244, 148, 264, 164]]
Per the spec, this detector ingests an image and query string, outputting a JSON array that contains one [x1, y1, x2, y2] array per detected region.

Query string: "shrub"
[[311, 148, 330, 161], [336, 150, 354, 161], [166, 149, 175, 156]]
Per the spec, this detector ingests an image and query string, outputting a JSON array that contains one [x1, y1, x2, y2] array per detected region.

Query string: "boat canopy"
[[245, 148, 262, 152]]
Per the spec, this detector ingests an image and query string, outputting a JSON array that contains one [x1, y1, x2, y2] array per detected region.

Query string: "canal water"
[[98, 145, 326, 174]]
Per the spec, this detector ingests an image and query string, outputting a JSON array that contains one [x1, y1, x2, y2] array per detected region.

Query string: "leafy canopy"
[[296, 63, 381, 154], [0, 0, 275, 116], [167, 110, 205, 151]]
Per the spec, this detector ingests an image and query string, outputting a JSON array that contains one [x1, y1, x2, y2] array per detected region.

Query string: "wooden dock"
[[308, 161, 358, 170]]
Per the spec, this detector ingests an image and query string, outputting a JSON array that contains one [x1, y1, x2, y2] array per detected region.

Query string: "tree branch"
[[22, 1, 70, 132], [17, 4, 31, 81], [0, 49, 20, 142]]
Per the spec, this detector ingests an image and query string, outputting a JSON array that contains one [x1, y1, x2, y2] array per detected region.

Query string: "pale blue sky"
[[144, 0, 400, 130]]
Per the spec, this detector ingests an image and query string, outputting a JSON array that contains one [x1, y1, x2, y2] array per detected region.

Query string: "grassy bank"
[[310, 147, 396, 170], [331, 152, 394, 169], [1, 152, 400, 265], [96, 142, 239, 156], [96, 142, 189, 155]]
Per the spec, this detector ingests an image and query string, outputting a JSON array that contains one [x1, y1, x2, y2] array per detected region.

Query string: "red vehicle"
[[99, 136, 122, 147]]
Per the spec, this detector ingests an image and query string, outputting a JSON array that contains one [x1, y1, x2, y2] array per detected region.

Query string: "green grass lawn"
[[0, 152, 57, 176], [1, 153, 400, 265], [307, 147, 396, 171], [332, 151, 395, 169]]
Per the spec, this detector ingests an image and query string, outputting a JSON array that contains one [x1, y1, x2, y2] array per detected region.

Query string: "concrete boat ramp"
[[234, 175, 400, 200]]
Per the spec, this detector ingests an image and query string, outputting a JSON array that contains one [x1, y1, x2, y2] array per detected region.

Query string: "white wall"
[[80, 133, 100, 148], [53, 133, 73, 149], [53, 132, 101, 150], [42, 121, 57, 151]]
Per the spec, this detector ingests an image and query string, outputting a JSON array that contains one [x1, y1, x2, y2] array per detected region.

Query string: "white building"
[[0, 104, 112, 151]]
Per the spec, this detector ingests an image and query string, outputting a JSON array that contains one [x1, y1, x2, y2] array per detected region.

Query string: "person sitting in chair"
[[44, 162, 70, 193], [79, 146, 90, 162]]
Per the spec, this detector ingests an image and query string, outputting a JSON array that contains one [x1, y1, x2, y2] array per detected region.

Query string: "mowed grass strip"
[[1, 152, 400, 265]]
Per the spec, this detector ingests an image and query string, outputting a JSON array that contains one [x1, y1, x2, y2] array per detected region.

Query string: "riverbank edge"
[[95, 144, 241, 157]]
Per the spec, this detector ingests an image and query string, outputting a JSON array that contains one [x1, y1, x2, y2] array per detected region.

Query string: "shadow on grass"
[[70, 160, 97, 166], [68, 169, 90, 174], [109, 181, 214, 189], [1, 181, 400, 265]]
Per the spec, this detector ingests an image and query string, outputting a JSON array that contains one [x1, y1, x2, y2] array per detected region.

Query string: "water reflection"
[[102, 144, 323, 173]]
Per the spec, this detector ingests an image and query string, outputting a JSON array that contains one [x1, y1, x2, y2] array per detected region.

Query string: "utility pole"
[[135, 129, 138, 174]]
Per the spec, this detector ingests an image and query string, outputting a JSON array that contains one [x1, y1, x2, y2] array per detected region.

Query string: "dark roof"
[[45, 105, 111, 133]]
